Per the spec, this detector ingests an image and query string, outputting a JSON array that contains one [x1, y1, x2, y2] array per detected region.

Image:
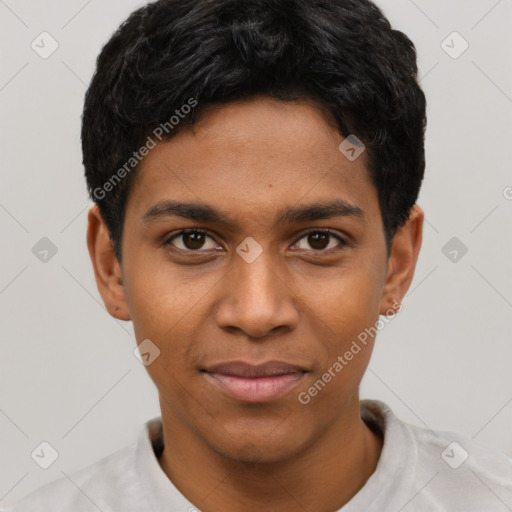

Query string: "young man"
[[5, 0, 512, 510]]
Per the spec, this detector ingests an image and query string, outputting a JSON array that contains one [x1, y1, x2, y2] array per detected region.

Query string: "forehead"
[[126, 96, 378, 223]]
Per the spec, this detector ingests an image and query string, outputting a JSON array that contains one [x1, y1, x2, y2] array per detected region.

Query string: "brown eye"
[[294, 230, 346, 252], [182, 231, 206, 250], [165, 230, 219, 251], [307, 232, 330, 250]]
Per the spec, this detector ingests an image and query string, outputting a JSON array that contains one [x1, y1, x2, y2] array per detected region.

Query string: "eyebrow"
[[142, 199, 365, 227]]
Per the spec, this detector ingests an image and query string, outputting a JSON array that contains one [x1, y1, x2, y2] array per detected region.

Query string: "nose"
[[214, 251, 300, 339]]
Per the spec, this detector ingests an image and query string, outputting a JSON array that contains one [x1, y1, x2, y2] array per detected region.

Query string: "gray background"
[[1, 0, 511, 506]]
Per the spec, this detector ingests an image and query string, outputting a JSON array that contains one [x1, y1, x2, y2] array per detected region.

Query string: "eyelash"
[[163, 228, 349, 254]]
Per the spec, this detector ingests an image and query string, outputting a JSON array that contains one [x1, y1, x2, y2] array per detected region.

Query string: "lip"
[[202, 360, 307, 403]]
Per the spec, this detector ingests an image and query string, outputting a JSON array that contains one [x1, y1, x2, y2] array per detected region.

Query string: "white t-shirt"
[[3, 399, 512, 511]]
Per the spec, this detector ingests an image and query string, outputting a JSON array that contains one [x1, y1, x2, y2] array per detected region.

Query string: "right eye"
[[164, 229, 221, 252]]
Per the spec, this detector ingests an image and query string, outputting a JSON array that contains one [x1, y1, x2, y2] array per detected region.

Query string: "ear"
[[86, 204, 131, 321], [379, 205, 424, 316]]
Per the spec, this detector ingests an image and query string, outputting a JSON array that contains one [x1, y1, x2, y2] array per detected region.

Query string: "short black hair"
[[82, 0, 426, 264]]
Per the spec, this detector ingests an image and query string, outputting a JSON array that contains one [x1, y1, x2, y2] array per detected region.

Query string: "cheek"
[[297, 275, 378, 412], [305, 263, 383, 338], [124, 262, 217, 384], [298, 260, 384, 400], [124, 256, 210, 335]]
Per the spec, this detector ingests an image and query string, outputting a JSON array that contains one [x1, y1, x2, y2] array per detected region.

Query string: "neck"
[[157, 395, 383, 512]]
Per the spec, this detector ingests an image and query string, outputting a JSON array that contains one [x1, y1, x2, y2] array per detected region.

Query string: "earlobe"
[[86, 204, 131, 321], [379, 205, 424, 316]]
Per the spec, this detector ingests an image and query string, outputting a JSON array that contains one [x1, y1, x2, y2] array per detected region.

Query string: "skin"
[[87, 95, 423, 512]]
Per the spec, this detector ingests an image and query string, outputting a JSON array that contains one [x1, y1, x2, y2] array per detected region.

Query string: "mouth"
[[201, 361, 307, 403]]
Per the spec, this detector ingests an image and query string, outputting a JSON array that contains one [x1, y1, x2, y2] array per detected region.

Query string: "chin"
[[204, 422, 312, 465]]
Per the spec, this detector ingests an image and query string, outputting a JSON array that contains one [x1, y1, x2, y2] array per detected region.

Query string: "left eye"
[[293, 230, 345, 251], [165, 230, 220, 251]]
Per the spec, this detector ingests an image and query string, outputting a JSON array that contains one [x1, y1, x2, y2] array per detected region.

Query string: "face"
[[89, 95, 421, 463]]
